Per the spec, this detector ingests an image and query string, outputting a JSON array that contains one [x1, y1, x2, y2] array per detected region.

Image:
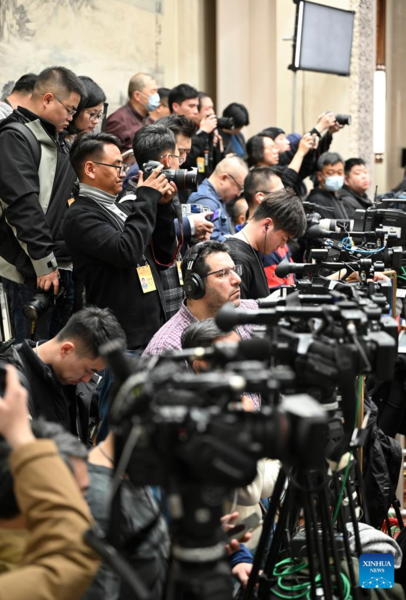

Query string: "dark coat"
[[306, 187, 349, 220], [338, 185, 373, 219], [63, 188, 177, 349]]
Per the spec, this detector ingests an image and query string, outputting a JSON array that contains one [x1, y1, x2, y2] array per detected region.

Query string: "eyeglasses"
[[160, 153, 185, 165], [53, 94, 77, 117], [201, 265, 243, 279], [84, 109, 105, 122], [227, 173, 244, 195], [93, 161, 129, 177]]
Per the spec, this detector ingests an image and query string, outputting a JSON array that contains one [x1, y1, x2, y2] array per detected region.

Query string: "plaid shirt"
[[143, 299, 259, 357], [143, 299, 261, 409]]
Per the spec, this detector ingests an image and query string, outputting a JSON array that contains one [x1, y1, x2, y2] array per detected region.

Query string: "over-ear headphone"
[[184, 244, 206, 300]]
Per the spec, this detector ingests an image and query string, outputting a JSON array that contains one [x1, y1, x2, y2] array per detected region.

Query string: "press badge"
[[197, 156, 205, 174], [177, 261, 184, 285], [137, 264, 156, 294]]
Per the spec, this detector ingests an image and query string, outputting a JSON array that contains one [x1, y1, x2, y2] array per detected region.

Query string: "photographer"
[[338, 157, 373, 219], [187, 156, 249, 242], [0, 66, 87, 342], [0, 366, 98, 599], [64, 129, 178, 352], [218, 102, 250, 159]]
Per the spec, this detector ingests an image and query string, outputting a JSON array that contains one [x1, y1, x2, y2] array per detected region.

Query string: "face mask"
[[324, 175, 344, 192], [141, 92, 160, 112]]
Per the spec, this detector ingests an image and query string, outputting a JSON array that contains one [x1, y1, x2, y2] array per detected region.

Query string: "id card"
[[197, 156, 205, 174], [177, 261, 184, 286], [137, 264, 156, 294]]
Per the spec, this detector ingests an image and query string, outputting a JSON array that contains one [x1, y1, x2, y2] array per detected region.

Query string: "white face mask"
[[324, 175, 344, 192], [140, 92, 160, 112]]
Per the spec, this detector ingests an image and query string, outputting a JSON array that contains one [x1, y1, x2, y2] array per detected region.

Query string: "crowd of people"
[[0, 65, 391, 598]]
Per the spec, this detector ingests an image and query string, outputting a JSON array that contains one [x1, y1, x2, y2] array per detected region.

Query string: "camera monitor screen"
[[292, 1, 355, 76]]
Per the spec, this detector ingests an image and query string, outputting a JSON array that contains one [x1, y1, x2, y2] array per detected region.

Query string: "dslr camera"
[[23, 285, 66, 322], [142, 160, 198, 191], [217, 116, 235, 130]]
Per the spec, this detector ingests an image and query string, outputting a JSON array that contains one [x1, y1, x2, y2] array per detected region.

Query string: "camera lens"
[[166, 168, 198, 191], [217, 117, 235, 130], [22, 291, 51, 321]]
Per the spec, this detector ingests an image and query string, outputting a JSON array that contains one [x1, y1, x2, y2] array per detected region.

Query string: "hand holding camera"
[[138, 163, 175, 204], [37, 268, 60, 296], [199, 113, 218, 135]]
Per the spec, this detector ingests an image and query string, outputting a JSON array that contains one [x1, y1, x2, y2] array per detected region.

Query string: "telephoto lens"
[[217, 116, 235, 130]]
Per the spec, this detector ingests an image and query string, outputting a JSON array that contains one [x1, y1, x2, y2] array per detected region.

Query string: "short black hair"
[[246, 135, 267, 168], [0, 419, 88, 520], [158, 114, 198, 139], [69, 76, 106, 134], [181, 241, 230, 282], [181, 318, 235, 349], [344, 157, 366, 177], [56, 306, 127, 358], [252, 188, 307, 238], [70, 132, 121, 177], [222, 102, 249, 128], [132, 123, 176, 169], [261, 127, 285, 140], [11, 73, 38, 94], [34, 66, 87, 100], [244, 166, 279, 206], [198, 91, 211, 112], [158, 87, 171, 105], [317, 151, 344, 172], [168, 83, 198, 112]]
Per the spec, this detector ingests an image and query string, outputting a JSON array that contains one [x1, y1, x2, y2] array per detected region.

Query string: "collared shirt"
[[105, 102, 153, 151], [143, 299, 260, 410], [143, 298, 258, 357]]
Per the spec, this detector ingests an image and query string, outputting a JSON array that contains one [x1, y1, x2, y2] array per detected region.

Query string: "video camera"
[[143, 160, 198, 191]]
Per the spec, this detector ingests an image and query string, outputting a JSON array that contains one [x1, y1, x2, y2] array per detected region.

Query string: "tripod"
[[243, 453, 369, 600]]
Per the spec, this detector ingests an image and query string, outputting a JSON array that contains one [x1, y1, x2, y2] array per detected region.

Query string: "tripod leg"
[[302, 494, 318, 600], [319, 485, 344, 599], [353, 457, 370, 525], [244, 468, 287, 600], [345, 479, 363, 557], [308, 488, 333, 599], [332, 473, 358, 591]]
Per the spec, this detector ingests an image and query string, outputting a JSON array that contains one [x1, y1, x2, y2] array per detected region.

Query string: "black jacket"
[[0, 340, 81, 436], [227, 237, 269, 300], [338, 185, 373, 219], [63, 188, 177, 349], [0, 108, 76, 282], [306, 187, 349, 220]]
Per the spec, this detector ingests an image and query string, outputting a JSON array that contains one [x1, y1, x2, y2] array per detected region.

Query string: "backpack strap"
[[0, 121, 41, 167]]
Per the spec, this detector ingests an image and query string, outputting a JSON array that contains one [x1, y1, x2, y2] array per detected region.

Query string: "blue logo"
[[359, 553, 394, 588]]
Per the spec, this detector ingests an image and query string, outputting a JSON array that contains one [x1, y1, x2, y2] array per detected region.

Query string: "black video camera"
[[142, 160, 198, 191]]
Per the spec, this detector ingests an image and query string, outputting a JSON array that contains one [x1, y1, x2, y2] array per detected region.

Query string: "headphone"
[[184, 244, 206, 300]]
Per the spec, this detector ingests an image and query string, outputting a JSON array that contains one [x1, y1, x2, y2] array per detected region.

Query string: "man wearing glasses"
[[143, 240, 257, 357], [64, 130, 178, 354], [187, 156, 249, 242], [0, 66, 86, 342]]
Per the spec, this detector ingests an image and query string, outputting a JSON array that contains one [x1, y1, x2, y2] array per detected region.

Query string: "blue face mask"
[[142, 92, 160, 112], [325, 175, 344, 192]]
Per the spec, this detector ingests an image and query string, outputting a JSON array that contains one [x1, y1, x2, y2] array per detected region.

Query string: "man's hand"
[[241, 395, 255, 411], [315, 111, 336, 135], [199, 114, 218, 135], [137, 165, 175, 204], [191, 211, 214, 241], [37, 269, 60, 295], [221, 512, 252, 555], [232, 563, 253, 588], [297, 133, 315, 156], [0, 366, 34, 449]]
